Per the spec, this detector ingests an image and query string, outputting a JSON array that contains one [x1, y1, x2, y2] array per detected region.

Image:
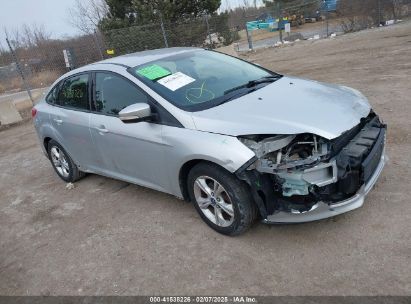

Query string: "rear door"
[[49, 73, 95, 169], [89, 71, 168, 192]]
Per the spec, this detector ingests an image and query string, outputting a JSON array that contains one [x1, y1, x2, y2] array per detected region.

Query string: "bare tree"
[[67, 0, 109, 34], [386, 0, 408, 19], [21, 24, 34, 47], [4, 24, 51, 48], [20, 24, 52, 47], [242, 0, 251, 8], [3, 26, 23, 48], [0, 40, 7, 58], [338, 0, 408, 32]]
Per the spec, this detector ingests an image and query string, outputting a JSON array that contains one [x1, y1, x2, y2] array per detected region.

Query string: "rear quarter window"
[[45, 83, 61, 104]]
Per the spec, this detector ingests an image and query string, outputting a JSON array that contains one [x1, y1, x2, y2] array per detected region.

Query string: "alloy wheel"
[[50, 146, 70, 178], [193, 176, 235, 227]]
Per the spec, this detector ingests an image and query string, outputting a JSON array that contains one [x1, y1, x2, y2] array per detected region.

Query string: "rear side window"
[[94, 72, 148, 115], [57, 74, 90, 110]]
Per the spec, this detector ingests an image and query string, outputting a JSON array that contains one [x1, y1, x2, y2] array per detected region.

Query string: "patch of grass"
[[0, 70, 61, 94]]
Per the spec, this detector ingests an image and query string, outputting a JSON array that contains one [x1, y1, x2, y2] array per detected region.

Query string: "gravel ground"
[[0, 21, 410, 296]]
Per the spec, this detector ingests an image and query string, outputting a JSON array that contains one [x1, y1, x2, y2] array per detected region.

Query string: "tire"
[[47, 140, 85, 183], [187, 162, 257, 236]]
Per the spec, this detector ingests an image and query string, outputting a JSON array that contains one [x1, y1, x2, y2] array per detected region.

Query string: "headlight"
[[238, 134, 295, 158], [239, 134, 336, 197], [238, 133, 330, 171]]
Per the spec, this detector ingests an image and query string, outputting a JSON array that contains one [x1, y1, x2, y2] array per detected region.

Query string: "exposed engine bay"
[[237, 111, 386, 217]]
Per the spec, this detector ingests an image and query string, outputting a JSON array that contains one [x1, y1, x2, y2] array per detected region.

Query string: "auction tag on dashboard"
[[136, 64, 171, 80], [157, 72, 195, 91]]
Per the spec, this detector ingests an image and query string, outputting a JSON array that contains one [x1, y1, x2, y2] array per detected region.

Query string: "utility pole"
[[6, 38, 34, 105]]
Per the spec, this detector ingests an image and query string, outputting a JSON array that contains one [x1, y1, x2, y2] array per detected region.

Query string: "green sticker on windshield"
[[136, 64, 171, 80]]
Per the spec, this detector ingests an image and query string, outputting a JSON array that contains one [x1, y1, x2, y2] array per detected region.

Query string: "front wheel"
[[187, 162, 257, 236]]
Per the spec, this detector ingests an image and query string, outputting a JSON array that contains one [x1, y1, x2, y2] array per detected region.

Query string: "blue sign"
[[322, 0, 338, 12]]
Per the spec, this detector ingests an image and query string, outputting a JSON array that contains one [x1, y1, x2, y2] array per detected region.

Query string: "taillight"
[[31, 107, 37, 118]]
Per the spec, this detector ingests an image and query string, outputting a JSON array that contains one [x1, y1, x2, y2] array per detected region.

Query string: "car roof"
[[48, 47, 204, 93], [92, 47, 202, 68]]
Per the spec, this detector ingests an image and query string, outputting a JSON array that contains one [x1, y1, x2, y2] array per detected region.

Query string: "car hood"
[[190, 76, 371, 140]]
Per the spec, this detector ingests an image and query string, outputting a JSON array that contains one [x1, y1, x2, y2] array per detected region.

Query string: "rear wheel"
[[47, 140, 85, 183], [187, 162, 257, 236]]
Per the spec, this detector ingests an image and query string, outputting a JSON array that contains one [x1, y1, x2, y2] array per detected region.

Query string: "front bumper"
[[263, 151, 386, 223]]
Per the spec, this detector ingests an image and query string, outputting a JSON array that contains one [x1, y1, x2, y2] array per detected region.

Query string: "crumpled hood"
[[190, 76, 371, 140]]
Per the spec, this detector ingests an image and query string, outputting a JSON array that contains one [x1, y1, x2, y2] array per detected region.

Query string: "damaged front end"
[[236, 112, 387, 223]]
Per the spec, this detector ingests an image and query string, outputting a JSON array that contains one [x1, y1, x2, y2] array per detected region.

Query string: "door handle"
[[95, 126, 109, 133], [53, 118, 63, 124]]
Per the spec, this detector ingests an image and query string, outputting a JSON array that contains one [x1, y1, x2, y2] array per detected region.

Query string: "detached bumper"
[[263, 152, 386, 224]]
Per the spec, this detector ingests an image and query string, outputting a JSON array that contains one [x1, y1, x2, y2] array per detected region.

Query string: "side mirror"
[[119, 103, 152, 123]]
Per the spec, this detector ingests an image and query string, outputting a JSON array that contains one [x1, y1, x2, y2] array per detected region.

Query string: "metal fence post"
[[5, 38, 34, 105], [94, 30, 104, 60], [279, 25, 283, 43], [159, 13, 169, 48], [246, 26, 253, 50], [378, 0, 381, 26], [277, 2, 283, 43], [326, 10, 329, 37], [205, 14, 213, 48]]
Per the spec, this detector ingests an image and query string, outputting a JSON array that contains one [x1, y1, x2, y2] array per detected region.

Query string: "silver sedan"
[[33, 47, 386, 235]]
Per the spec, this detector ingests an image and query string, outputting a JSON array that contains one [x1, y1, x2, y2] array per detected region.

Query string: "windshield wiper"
[[213, 75, 283, 107], [223, 75, 282, 95]]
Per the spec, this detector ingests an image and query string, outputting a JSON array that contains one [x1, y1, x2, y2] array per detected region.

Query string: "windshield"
[[129, 50, 280, 111]]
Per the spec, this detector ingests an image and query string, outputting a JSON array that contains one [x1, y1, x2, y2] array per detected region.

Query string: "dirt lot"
[[1, 21, 410, 296]]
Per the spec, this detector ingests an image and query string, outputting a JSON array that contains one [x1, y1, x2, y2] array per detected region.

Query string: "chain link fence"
[[1, 0, 410, 109], [101, 14, 238, 56], [0, 33, 102, 104]]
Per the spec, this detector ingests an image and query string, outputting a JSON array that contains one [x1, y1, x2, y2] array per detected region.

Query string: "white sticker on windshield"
[[157, 72, 195, 91]]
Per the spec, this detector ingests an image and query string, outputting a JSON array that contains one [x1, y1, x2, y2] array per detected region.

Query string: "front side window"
[[129, 50, 279, 111], [57, 74, 89, 110], [94, 72, 149, 116]]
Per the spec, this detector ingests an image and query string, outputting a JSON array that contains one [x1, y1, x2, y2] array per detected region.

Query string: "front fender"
[[161, 126, 255, 198]]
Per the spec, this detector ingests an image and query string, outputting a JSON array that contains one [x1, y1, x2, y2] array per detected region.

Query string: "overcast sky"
[[0, 0, 79, 43], [0, 0, 264, 47]]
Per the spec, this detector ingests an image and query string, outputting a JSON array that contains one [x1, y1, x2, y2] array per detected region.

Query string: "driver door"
[[89, 72, 167, 192]]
